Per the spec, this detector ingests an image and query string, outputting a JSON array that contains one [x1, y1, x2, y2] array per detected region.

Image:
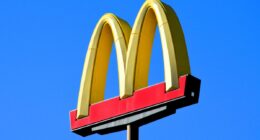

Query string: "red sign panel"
[[70, 75, 200, 136]]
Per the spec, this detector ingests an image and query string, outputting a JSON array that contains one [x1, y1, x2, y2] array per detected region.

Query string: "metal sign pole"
[[127, 124, 139, 140]]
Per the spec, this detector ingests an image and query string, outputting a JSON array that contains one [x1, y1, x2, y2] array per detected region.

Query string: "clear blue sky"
[[0, 0, 259, 139]]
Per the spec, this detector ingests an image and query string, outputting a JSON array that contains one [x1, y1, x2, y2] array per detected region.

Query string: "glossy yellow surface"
[[77, 0, 190, 119], [76, 14, 131, 119]]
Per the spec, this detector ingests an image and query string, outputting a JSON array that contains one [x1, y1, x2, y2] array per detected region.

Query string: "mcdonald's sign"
[[70, 0, 201, 137]]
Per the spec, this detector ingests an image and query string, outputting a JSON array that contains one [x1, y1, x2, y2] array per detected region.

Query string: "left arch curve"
[[76, 14, 131, 119]]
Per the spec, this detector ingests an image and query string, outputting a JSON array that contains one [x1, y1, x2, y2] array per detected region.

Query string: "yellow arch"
[[76, 14, 131, 119], [124, 0, 190, 98], [76, 0, 191, 119]]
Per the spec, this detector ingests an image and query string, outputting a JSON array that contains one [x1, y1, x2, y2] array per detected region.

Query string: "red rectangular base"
[[70, 75, 200, 136]]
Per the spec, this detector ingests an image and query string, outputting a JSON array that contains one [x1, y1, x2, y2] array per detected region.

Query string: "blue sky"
[[0, 0, 259, 139]]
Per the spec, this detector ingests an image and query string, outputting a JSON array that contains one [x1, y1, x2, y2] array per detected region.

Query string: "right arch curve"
[[124, 0, 191, 98]]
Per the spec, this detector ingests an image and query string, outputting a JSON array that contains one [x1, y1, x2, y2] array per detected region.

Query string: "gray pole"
[[127, 124, 139, 140]]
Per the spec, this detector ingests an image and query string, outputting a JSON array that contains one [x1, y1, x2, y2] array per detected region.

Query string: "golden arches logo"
[[77, 0, 190, 119]]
